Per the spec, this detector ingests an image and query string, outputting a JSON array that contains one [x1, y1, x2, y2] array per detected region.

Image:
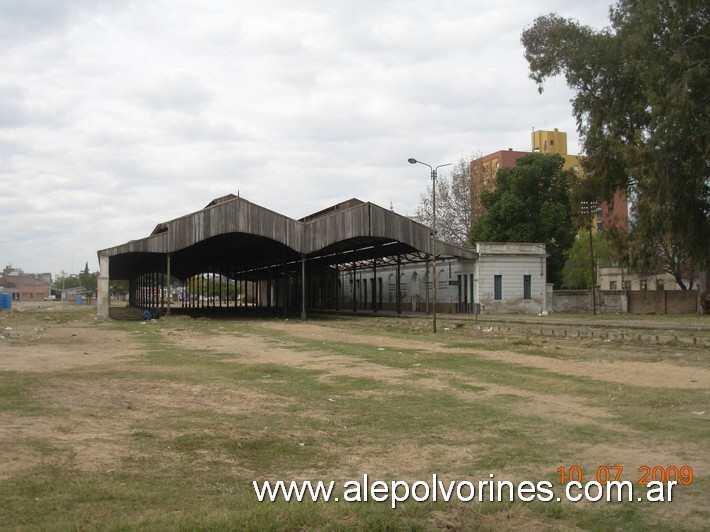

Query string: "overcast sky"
[[1, 0, 613, 276]]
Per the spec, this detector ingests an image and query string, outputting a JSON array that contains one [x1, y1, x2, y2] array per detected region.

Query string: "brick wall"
[[629, 290, 698, 314], [552, 290, 698, 314]]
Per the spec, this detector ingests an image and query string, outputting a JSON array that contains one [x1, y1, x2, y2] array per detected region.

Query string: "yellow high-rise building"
[[531, 128, 567, 154], [531, 128, 581, 173]]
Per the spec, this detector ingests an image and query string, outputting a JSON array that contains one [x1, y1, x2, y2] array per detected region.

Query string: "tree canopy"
[[522, 0, 710, 289], [563, 232, 617, 289], [56, 268, 99, 293], [470, 153, 576, 287], [416, 157, 474, 246]]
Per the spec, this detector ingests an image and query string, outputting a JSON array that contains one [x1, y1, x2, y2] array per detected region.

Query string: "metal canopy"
[[98, 195, 477, 281]]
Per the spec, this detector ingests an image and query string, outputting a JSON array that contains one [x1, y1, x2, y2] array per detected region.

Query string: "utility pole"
[[408, 158, 452, 332], [581, 201, 597, 315]]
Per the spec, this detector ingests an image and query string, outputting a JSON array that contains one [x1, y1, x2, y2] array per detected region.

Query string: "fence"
[[551, 289, 699, 314]]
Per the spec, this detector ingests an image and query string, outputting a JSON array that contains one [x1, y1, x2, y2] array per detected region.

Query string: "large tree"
[[470, 153, 576, 287], [563, 232, 617, 289], [521, 0, 710, 289], [416, 156, 474, 246]]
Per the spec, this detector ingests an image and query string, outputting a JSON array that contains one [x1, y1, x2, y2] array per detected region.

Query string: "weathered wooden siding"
[[111, 233, 169, 255], [101, 196, 476, 263], [102, 197, 303, 257], [368, 203, 430, 253], [302, 202, 465, 257], [166, 198, 303, 253], [303, 202, 371, 252]]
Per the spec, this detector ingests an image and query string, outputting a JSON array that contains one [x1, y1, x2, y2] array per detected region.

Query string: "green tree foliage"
[[56, 267, 98, 293], [186, 274, 238, 302], [109, 279, 129, 299], [470, 153, 576, 287], [521, 0, 710, 289], [563, 232, 616, 289], [79, 269, 98, 293]]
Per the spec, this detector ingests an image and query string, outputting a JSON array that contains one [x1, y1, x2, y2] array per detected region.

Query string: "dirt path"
[[261, 321, 710, 390]]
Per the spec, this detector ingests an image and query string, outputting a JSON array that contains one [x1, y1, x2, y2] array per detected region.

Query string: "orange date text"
[[556, 465, 693, 486]]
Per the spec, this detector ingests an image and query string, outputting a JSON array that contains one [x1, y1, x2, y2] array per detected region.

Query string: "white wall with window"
[[474, 243, 547, 313]]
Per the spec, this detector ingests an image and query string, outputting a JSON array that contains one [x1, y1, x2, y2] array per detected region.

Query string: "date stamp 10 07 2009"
[[556, 465, 694, 487]]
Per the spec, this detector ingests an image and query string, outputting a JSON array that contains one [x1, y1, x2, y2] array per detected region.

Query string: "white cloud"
[[0, 0, 612, 275]]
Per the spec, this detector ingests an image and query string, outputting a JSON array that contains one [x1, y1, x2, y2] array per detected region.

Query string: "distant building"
[[0, 266, 53, 301], [471, 148, 531, 224], [598, 267, 698, 292], [471, 129, 628, 231]]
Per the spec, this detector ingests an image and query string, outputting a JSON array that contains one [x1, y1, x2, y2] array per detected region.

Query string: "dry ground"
[[0, 305, 708, 530]]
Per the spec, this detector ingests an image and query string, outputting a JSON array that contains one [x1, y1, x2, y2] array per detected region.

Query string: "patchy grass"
[[0, 310, 708, 530], [0, 372, 48, 414]]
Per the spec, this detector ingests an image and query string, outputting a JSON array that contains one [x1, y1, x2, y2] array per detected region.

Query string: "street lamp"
[[408, 158, 452, 333], [581, 201, 597, 315]]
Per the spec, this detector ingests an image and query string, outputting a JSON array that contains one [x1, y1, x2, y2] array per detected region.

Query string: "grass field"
[[0, 306, 708, 530]]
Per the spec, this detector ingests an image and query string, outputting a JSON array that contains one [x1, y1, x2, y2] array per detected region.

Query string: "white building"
[[598, 266, 698, 291], [337, 242, 547, 315], [474, 243, 547, 313]]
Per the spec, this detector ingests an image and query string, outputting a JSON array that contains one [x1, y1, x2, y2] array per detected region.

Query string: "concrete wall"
[[598, 290, 627, 313], [551, 290, 594, 314], [552, 289, 698, 314]]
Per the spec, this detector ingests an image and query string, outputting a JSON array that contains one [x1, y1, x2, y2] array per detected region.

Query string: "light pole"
[[581, 201, 597, 315], [408, 158, 452, 333]]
